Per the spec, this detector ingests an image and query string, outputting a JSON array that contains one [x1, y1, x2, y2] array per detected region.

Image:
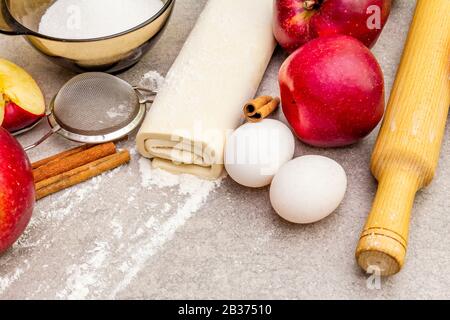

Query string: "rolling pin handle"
[[356, 170, 421, 276]]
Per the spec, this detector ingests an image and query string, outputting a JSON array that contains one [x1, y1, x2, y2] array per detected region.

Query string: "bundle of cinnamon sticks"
[[243, 96, 280, 122], [32, 142, 130, 200]]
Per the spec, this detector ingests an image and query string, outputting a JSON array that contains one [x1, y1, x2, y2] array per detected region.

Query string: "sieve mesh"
[[52, 73, 140, 136]]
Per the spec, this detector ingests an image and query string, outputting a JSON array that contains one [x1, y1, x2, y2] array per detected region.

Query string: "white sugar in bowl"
[[225, 119, 295, 188], [270, 155, 347, 224]]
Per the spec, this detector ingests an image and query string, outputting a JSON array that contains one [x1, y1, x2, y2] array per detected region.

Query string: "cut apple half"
[[0, 59, 46, 132]]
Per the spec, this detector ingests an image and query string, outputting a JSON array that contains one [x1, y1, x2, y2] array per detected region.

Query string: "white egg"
[[270, 155, 347, 224], [224, 119, 295, 188]]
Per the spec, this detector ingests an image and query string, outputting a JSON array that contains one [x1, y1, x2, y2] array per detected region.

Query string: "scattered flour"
[[145, 216, 158, 229], [0, 163, 124, 297], [38, 0, 164, 39], [56, 241, 110, 300], [110, 160, 222, 297], [0, 267, 25, 294], [138, 157, 179, 188], [140, 71, 166, 92], [127, 195, 136, 204], [111, 219, 124, 239], [107, 104, 130, 119], [162, 203, 172, 213], [129, 148, 137, 156]]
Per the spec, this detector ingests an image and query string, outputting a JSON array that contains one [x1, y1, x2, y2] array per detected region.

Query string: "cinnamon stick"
[[244, 96, 280, 123], [35, 150, 131, 200], [31, 135, 130, 170], [32, 145, 92, 169], [243, 96, 273, 117], [35, 152, 118, 190], [33, 142, 117, 183]]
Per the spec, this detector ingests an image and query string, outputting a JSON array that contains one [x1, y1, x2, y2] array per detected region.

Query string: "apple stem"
[[303, 0, 320, 10]]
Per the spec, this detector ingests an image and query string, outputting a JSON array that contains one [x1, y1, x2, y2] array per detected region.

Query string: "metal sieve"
[[24, 72, 155, 151]]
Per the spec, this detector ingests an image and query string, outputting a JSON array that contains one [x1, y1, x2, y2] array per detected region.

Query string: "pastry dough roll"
[[136, 0, 276, 179]]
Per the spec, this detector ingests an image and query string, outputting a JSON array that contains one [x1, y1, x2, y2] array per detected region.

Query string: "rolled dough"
[[136, 0, 276, 179]]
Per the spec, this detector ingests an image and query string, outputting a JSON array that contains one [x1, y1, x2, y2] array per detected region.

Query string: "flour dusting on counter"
[[111, 158, 223, 297], [140, 71, 166, 92], [56, 241, 110, 300], [138, 157, 179, 188], [0, 267, 25, 294]]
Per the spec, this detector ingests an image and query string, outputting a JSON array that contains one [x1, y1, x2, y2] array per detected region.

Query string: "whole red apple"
[[0, 127, 35, 254], [274, 0, 392, 53], [279, 35, 385, 147]]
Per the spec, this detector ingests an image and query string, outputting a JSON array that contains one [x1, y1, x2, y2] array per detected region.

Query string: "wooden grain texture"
[[356, 0, 450, 276]]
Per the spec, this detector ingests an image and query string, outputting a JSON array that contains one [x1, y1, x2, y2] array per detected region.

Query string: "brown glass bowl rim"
[[3, 0, 174, 42]]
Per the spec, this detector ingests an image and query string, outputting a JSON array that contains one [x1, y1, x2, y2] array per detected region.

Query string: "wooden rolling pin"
[[356, 0, 450, 276]]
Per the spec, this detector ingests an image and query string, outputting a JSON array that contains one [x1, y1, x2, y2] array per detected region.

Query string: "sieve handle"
[[24, 125, 60, 152], [134, 87, 156, 104], [133, 86, 157, 94]]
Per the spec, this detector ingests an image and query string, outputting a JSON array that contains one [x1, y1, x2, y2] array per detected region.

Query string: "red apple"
[[279, 35, 385, 147], [0, 127, 35, 254], [274, 0, 392, 53], [0, 59, 45, 133]]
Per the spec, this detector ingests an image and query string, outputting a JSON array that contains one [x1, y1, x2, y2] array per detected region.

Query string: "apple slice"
[[0, 59, 45, 132]]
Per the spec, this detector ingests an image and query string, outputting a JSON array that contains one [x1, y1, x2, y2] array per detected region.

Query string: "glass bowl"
[[0, 0, 175, 73]]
